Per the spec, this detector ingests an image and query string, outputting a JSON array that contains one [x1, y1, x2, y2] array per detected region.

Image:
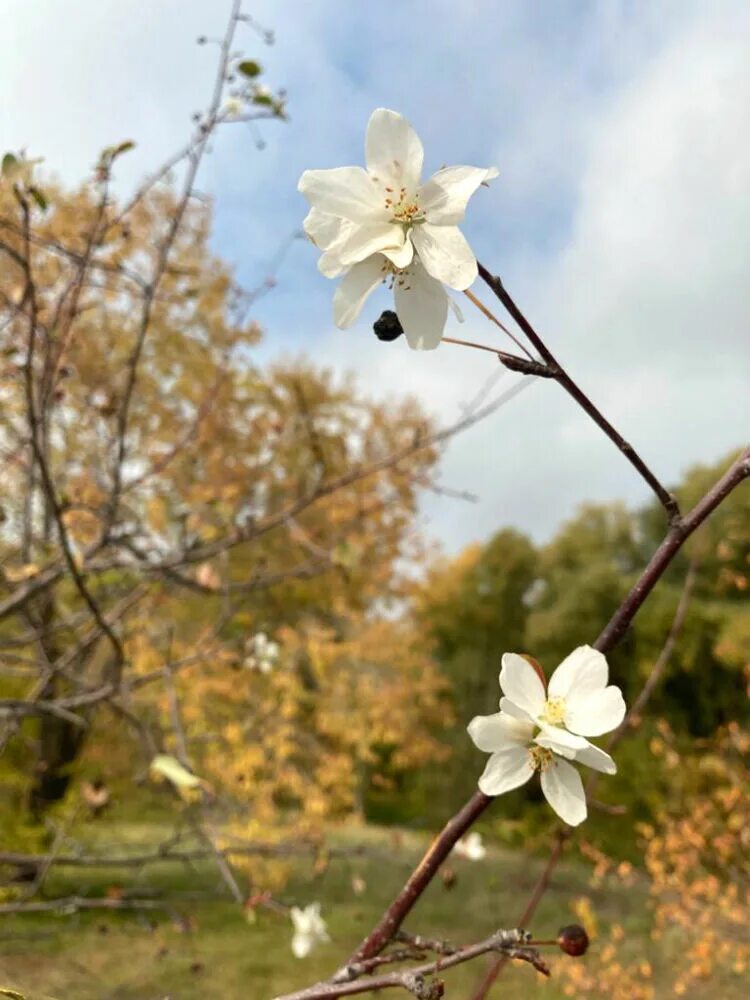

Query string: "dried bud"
[[557, 924, 589, 956], [373, 309, 403, 342], [440, 865, 457, 890]]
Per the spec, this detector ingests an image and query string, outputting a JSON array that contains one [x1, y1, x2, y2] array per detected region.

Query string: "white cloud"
[[2, 0, 747, 551]]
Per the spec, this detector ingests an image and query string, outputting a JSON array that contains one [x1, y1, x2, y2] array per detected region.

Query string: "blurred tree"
[[410, 529, 537, 816], [0, 164, 448, 840]]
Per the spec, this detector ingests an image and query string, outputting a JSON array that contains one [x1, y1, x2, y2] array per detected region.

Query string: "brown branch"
[[477, 264, 681, 524], [469, 517, 732, 1000], [0, 840, 380, 872], [293, 448, 748, 1000], [595, 447, 749, 650], [0, 896, 166, 916], [275, 930, 547, 1000], [346, 792, 493, 965], [104, 0, 243, 533]]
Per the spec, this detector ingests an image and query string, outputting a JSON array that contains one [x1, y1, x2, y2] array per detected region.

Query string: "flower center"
[[540, 696, 566, 726], [383, 185, 424, 225], [529, 746, 553, 772]]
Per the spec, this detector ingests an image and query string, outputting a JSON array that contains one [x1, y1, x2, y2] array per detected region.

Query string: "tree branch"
[[477, 264, 682, 524]]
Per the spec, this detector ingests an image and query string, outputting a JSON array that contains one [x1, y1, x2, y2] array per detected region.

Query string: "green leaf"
[[28, 187, 48, 212], [1, 153, 18, 177], [114, 140, 135, 156], [238, 59, 262, 78], [252, 93, 273, 107]]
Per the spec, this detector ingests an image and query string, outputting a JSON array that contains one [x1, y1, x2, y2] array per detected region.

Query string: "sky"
[[2, 0, 748, 552]]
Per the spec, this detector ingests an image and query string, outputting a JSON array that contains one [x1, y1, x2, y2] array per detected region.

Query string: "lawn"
[[0, 822, 740, 999]]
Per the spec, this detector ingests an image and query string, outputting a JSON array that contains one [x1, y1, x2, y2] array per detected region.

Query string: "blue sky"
[[3, 0, 748, 550]]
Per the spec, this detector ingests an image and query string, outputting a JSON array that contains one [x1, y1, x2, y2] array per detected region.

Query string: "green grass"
[[0, 822, 741, 1000]]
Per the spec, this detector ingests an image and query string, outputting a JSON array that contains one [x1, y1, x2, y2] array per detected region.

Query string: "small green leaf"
[[115, 140, 136, 156], [1, 153, 18, 177], [28, 186, 48, 212], [252, 93, 273, 107], [238, 59, 262, 78]]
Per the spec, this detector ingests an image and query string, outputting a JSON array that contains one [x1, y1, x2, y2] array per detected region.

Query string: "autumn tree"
[[0, 10, 453, 865]]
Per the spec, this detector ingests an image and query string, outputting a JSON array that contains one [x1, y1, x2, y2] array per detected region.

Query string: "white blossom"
[[243, 631, 279, 673], [499, 646, 626, 742], [467, 646, 626, 827], [454, 831, 486, 861], [224, 97, 244, 118], [290, 902, 329, 958], [298, 108, 496, 350]]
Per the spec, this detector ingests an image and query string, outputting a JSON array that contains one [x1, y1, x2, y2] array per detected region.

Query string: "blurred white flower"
[[454, 831, 486, 861], [467, 646, 626, 827], [298, 108, 496, 350], [243, 631, 280, 673], [351, 874, 367, 896], [223, 97, 244, 118], [290, 902, 329, 958]]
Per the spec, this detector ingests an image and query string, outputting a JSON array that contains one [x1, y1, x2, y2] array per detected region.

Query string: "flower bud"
[[557, 924, 589, 956], [373, 310, 403, 342]]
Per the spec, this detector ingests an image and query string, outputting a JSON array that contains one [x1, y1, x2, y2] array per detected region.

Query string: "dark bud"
[[373, 309, 403, 342], [440, 865, 457, 890], [557, 924, 589, 956]]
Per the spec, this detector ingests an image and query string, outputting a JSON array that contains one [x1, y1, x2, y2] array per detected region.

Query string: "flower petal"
[[540, 758, 587, 826], [499, 653, 546, 719], [411, 223, 478, 290], [477, 746, 534, 797], [499, 696, 535, 721], [468, 712, 534, 753], [420, 165, 498, 225], [333, 256, 385, 328], [365, 108, 424, 191], [393, 262, 448, 350], [318, 250, 348, 278], [292, 932, 312, 958], [298, 166, 387, 224], [564, 687, 626, 737], [382, 234, 414, 269], [303, 208, 349, 250], [573, 743, 617, 775], [535, 726, 590, 757], [548, 645, 608, 700], [333, 221, 406, 267]]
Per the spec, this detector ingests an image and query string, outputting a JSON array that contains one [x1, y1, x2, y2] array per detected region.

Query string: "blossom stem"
[[462, 288, 535, 360], [442, 337, 553, 378]]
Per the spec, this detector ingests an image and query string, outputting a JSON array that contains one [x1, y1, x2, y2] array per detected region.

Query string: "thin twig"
[[477, 264, 682, 524], [275, 930, 547, 1000]]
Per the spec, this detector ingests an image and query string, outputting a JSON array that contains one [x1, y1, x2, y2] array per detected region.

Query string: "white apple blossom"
[[298, 108, 497, 350], [499, 646, 626, 742], [243, 631, 279, 673], [467, 646, 626, 827], [454, 831, 486, 861], [290, 902, 329, 958]]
